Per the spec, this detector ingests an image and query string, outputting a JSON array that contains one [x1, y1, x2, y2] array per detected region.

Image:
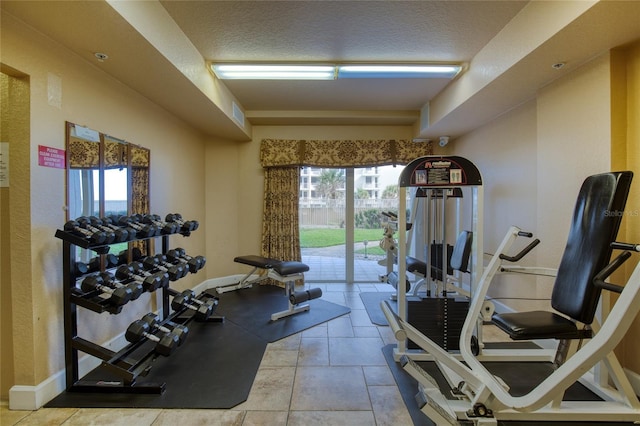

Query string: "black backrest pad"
[[551, 171, 633, 324], [450, 231, 473, 272]]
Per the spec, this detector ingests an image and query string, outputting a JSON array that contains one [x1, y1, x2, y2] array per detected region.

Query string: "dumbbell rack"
[[55, 225, 204, 394]]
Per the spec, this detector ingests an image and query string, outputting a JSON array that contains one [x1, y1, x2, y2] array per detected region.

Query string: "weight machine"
[[390, 155, 485, 358], [382, 171, 640, 424]]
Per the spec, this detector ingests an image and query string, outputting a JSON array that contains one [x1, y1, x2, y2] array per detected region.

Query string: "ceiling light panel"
[[211, 63, 462, 80], [212, 64, 336, 80], [337, 64, 461, 79]]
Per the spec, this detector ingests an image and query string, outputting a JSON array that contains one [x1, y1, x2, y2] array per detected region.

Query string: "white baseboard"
[[9, 275, 242, 410], [201, 274, 255, 290]]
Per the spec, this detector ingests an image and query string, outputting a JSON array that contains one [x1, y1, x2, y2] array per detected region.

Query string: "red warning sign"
[[38, 145, 66, 169]]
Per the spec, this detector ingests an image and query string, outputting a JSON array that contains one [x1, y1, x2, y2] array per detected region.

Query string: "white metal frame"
[[382, 226, 640, 424]]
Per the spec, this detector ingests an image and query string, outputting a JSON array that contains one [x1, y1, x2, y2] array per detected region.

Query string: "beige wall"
[[611, 41, 640, 372], [0, 13, 212, 396], [1, 69, 31, 399], [452, 51, 639, 374], [449, 99, 543, 310]]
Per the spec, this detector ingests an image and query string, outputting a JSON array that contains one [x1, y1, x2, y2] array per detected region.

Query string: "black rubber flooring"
[[383, 344, 634, 425], [46, 285, 350, 409], [208, 284, 351, 342]]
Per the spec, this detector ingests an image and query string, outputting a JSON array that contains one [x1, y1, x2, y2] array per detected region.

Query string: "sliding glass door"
[[300, 165, 403, 283]]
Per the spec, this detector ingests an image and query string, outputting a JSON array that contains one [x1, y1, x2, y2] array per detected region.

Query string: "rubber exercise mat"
[[382, 344, 621, 426], [359, 292, 396, 325], [206, 284, 351, 342], [46, 321, 266, 409]]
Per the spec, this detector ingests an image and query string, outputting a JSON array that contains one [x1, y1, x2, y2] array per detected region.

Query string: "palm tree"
[[382, 184, 398, 199], [355, 188, 369, 199], [316, 169, 345, 201]]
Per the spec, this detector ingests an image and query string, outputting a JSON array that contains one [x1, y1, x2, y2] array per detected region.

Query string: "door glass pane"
[[300, 168, 346, 282], [353, 165, 403, 283]]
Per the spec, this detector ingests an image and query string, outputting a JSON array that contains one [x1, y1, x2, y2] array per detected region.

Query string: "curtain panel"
[[260, 138, 433, 168], [261, 167, 302, 286]]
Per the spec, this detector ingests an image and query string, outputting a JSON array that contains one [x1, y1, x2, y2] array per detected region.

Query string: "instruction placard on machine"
[[412, 160, 463, 186]]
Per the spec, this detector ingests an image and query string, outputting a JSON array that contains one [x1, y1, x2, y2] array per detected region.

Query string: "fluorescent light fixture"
[[212, 64, 335, 80], [210, 63, 461, 80], [337, 64, 461, 79]]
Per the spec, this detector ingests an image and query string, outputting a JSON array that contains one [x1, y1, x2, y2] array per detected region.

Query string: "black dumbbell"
[[171, 290, 217, 321], [76, 256, 100, 276], [165, 213, 199, 233], [155, 254, 188, 279], [142, 214, 178, 235], [115, 264, 163, 292], [80, 274, 132, 306], [131, 261, 170, 288], [141, 255, 186, 281], [166, 248, 206, 273], [90, 253, 119, 272], [77, 217, 116, 245], [140, 313, 189, 345], [103, 216, 136, 241], [116, 215, 156, 238], [63, 220, 106, 244], [98, 271, 144, 301], [75, 261, 90, 275], [88, 216, 129, 242], [116, 247, 143, 266], [132, 214, 161, 237], [125, 320, 179, 356]]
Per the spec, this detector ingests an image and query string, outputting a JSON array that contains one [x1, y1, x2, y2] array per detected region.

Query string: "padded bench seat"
[[222, 255, 318, 321], [234, 255, 309, 276], [492, 310, 593, 341]]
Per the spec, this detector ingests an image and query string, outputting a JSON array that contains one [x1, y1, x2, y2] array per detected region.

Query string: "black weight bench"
[[215, 255, 322, 321]]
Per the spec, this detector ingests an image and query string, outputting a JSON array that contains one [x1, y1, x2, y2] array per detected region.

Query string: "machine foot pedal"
[[400, 355, 439, 390], [415, 389, 459, 425]]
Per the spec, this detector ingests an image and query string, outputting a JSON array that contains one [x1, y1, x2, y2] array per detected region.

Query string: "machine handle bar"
[[382, 211, 398, 219], [611, 242, 640, 252], [517, 231, 533, 238], [593, 250, 633, 294], [499, 239, 540, 262]]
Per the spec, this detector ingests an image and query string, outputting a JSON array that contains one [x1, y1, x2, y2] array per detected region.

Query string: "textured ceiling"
[[160, 1, 528, 111], [3, 1, 640, 140], [161, 1, 527, 62]]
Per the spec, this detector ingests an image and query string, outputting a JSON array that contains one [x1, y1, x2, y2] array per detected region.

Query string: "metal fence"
[[299, 198, 398, 228]]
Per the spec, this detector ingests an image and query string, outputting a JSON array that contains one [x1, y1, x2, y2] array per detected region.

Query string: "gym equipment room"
[[2, 1, 640, 425]]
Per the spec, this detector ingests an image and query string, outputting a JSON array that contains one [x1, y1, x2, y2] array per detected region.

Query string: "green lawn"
[[300, 228, 385, 248]]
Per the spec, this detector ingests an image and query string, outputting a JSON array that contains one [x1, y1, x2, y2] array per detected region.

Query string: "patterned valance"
[[260, 139, 433, 168], [68, 136, 100, 168], [130, 145, 150, 168], [67, 136, 150, 169], [104, 139, 128, 169]]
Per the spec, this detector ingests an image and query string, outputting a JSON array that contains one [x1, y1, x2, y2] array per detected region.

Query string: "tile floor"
[[2, 249, 511, 426], [2, 282, 422, 426]]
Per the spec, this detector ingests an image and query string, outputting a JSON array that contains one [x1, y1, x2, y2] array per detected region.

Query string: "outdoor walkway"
[[302, 243, 389, 283]]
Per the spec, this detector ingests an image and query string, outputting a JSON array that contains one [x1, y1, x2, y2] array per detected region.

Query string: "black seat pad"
[[406, 256, 426, 275], [273, 261, 309, 275], [234, 255, 282, 269], [492, 311, 592, 340], [234, 255, 309, 276]]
